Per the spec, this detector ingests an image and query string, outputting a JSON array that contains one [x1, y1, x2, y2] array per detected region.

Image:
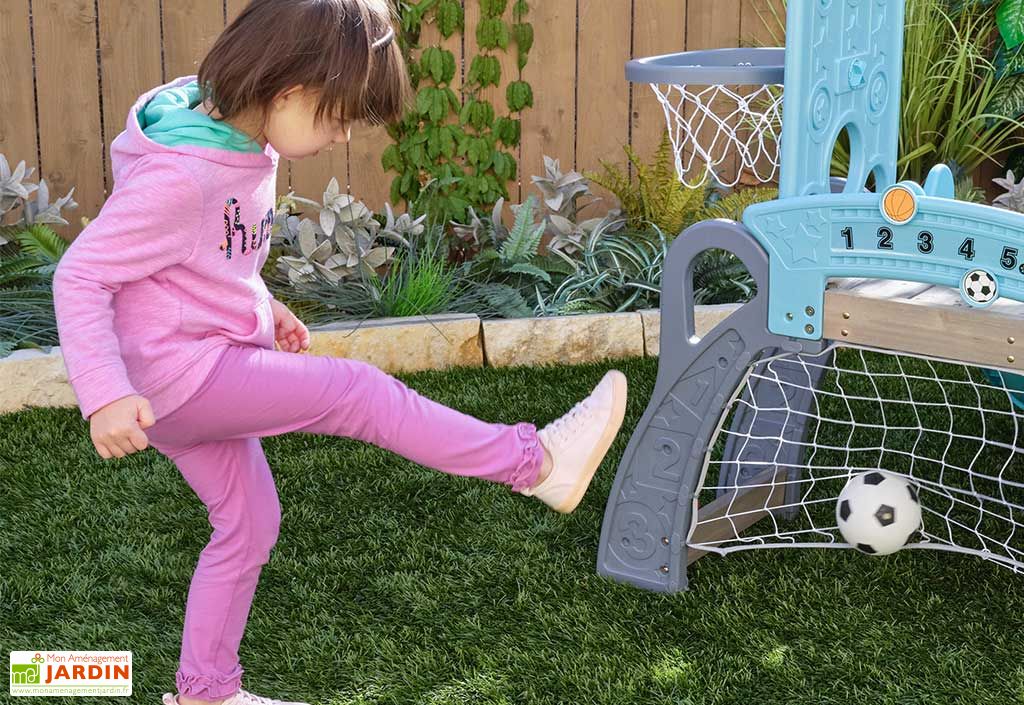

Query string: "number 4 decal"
[[959, 237, 976, 261]]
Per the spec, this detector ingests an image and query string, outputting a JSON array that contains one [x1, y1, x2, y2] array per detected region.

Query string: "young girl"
[[51, 1, 628, 703]]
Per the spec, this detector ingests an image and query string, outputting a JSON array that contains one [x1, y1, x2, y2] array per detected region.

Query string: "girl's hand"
[[270, 298, 311, 353], [89, 394, 155, 459]]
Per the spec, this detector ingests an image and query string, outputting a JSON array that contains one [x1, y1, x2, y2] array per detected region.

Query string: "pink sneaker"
[[162, 688, 309, 705], [521, 369, 628, 513]]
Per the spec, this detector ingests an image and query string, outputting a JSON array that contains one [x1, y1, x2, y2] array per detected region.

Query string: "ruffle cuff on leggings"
[[176, 664, 243, 699], [510, 421, 543, 494]]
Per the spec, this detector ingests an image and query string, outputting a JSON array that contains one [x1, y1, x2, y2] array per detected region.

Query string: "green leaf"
[[459, 99, 475, 126], [494, 19, 510, 49], [441, 49, 457, 84], [987, 73, 1024, 121], [506, 262, 551, 284], [999, 0, 1024, 50], [512, 22, 533, 54], [471, 100, 495, 131], [446, 87, 461, 112], [477, 18, 495, 48], [381, 144, 402, 172], [401, 169, 415, 194], [421, 47, 445, 83], [513, 0, 529, 18], [390, 176, 403, 205], [427, 126, 441, 160], [477, 17, 506, 49], [481, 0, 508, 18], [469, 56, 501, 89], [416, 87, 434, 117], [506, 81, 533, 111], [436, 0, 463, 37], [496, 117, 521, 146], [996, 40, 1024, 80], [430, 89, 447, 122], [439, 125, 456, 158]]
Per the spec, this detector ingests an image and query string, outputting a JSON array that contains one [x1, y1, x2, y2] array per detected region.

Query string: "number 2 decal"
[[877, 227, 894, 250]]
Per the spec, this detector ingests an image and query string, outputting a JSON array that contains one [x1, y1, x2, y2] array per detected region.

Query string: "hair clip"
[[371, 25, 395, 50]]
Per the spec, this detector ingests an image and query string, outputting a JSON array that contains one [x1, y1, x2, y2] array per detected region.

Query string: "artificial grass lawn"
[[3, 354, 1024, 705]]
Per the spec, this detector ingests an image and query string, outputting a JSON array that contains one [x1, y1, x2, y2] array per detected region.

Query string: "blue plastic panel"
[[779, 0, 906, 198], [743, 186, 1024, 339]]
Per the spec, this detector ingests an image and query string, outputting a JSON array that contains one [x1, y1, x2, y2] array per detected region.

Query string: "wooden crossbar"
[[687, 467, 789, 564]]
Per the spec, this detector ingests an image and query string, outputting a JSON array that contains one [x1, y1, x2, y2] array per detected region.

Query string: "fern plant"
[[700, 186, 779, 221], [0, 224, 70, 356], [586, 130, 709, 238], [692, 248, 756, 305]]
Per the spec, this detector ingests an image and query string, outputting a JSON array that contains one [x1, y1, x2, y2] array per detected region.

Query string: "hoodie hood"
[[110, 75, 278, 181], [138, 78, 263, 153]]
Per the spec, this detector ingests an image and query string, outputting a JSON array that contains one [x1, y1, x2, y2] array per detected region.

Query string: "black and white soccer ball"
[[835, 470, 922, 555], [961, 269, 998, 306]]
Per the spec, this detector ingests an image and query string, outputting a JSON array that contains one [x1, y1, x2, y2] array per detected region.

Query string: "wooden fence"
[[0, 1, 784, 238]]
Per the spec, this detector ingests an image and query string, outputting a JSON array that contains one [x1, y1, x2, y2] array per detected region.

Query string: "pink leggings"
[[145, 343, 544, 701]]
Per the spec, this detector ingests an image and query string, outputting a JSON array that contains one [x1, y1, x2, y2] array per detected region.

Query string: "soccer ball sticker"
[[961, 269, 998, 306], [835, 470, 922, 555]]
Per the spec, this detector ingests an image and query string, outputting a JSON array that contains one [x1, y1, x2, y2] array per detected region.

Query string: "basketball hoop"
[[627, 48, 785, 189]]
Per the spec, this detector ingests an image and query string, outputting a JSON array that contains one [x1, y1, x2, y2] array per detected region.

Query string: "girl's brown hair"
[[197, 0, 411, 132]]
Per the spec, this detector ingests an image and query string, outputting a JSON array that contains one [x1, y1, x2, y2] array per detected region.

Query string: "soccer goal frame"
[[596, 0, 1024, 593]]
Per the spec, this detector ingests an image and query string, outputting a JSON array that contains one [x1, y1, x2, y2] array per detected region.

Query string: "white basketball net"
[[693, 343, 1024, 574], [649, 82, 783, 189]]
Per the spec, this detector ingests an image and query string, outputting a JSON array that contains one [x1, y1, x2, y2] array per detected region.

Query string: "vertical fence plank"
[[465, 0, 520, 209], [576, 0, 631, 214], [97, 0, 162, 197], [630, 0, 687, 177], [686, 1, 741, 186], [162, 0, 223, 80], [33, 0, 104, 239], [741, 0, 785, 48], [519, 1, 576, 210], [0, 1, 39, 187]]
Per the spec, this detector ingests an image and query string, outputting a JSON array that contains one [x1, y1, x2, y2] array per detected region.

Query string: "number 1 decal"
[[841, 226, 853, 250]]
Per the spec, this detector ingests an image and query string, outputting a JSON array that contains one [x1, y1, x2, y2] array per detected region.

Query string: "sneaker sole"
[[552, 369, 628, 513]]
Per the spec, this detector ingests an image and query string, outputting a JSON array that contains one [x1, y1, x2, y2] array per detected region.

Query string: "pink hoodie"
[[53, 75, 281, 422]]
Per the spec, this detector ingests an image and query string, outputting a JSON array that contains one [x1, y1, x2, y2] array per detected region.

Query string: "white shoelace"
[[545, 396, 591, 445]]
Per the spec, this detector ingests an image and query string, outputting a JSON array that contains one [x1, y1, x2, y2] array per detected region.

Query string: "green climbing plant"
[[384, 0, 534, 227]]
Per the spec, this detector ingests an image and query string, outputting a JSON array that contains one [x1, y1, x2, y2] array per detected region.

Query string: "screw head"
[[841, 329, 849, 337], [1010, 356, 1017, 364], [660, 564, 669, 573], [661, 536, 670, 545], [786, 312, 794, 321], [805, 324, 815, 334], [1009, 337, 1016, 345], [842, 312, 851, 320], [805, 306, 815, 316]]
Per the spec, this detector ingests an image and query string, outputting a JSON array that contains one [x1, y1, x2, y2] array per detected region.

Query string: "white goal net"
[[693, 343, 1024, 572]]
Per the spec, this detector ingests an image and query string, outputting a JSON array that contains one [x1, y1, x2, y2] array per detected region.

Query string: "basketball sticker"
[[881, 185, 917, 225]]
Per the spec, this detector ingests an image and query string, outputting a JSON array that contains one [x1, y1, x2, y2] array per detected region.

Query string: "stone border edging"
[[0, 304, 741, 416]]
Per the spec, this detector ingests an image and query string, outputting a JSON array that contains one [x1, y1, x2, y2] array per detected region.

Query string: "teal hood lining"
[[138, 80, 263, 153]]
